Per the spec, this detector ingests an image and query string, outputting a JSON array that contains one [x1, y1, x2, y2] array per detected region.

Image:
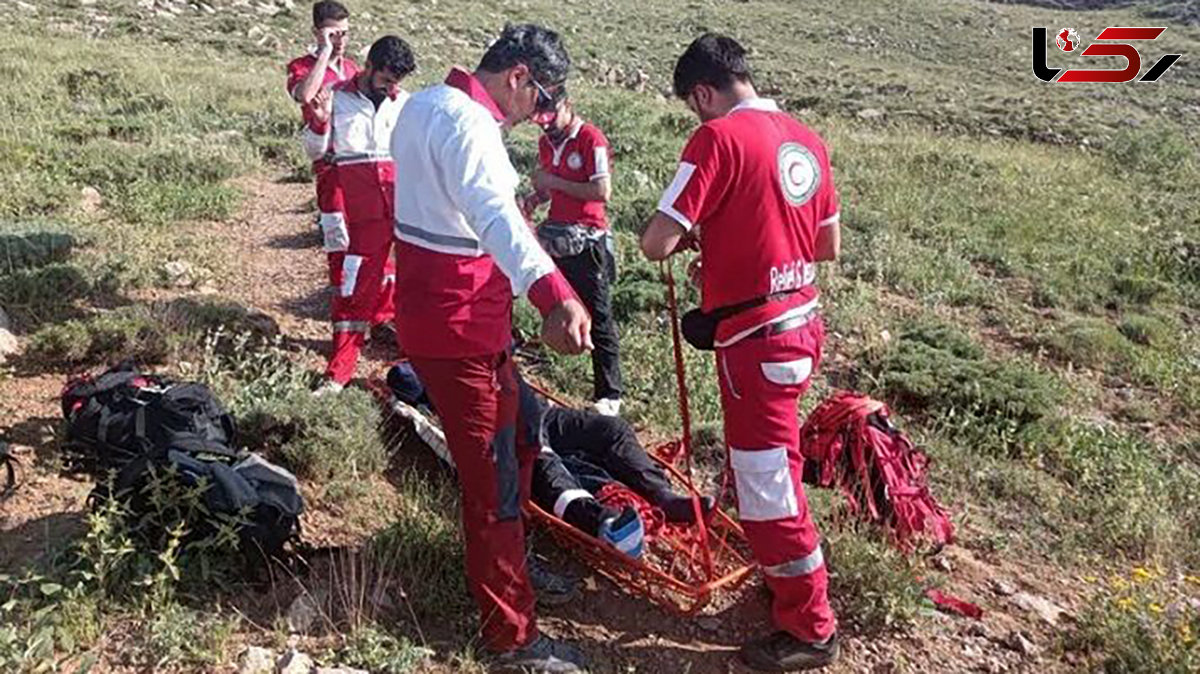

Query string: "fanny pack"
[[537, 223, 606, 259], [681, 291, 801, 351]]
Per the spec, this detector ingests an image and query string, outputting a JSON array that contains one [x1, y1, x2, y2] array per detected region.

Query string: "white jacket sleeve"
[[302, 124, 330, 162], [435, 115, 557, 296]]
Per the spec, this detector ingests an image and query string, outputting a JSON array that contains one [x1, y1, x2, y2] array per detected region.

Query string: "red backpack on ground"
[[799, 391, 954, 551]]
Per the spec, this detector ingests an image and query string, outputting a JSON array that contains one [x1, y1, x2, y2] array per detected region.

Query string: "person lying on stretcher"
[[387, 363, 714, 559]]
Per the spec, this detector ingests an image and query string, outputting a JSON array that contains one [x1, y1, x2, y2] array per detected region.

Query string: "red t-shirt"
[[657, 98, 840, 346], [537, 120, 611, 229], [285, 53, 360, 127]]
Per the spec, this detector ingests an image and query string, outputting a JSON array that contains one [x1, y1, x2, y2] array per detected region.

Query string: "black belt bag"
[[538, 223, 606, 259], [681, 291, 803, 351]]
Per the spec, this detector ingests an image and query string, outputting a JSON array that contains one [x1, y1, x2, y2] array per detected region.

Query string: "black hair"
[[477, 23, 570, 87], [312, 0, 349, 26], [672, 33, 754, 99], [367, 36, 416, 78]]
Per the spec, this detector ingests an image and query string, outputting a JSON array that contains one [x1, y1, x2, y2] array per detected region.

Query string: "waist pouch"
[[681, 290, 804, 351], [538, 223, 606, 259]]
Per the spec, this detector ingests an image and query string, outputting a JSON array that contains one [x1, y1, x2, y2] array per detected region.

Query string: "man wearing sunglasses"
[[640, 34, 843, 672], [389, 23, 591, 674], [523, 95, 623, 418]]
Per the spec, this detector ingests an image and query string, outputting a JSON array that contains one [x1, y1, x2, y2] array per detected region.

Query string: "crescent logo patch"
[[777, 143, 820, 206], [567, 152, 583, 170]]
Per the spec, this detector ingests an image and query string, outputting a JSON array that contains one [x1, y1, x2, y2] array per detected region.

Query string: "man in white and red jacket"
[[642, 34, 843, 672], [285, 0, 358, 282], [304, 36, 414, 390], [389, 24, 591, 674]]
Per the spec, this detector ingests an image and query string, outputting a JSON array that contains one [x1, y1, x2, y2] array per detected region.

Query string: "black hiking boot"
[[527, 555, 579, 607], [488, 634, 589, 673], [656, 493, 715, 524], [739, 631, 838, 672]]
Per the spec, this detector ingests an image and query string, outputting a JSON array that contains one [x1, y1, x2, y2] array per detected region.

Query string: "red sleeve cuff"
[[307, 116, 329, 135], [527, 270, 578, 317]]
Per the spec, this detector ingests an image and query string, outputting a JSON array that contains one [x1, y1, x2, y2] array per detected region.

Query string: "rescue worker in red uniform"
[[389, 24, 592, 674], [303, 36, 414, 391], [641, 34, 843, 672], [285, 1, 359, 285], [524, 96, 623, 416]]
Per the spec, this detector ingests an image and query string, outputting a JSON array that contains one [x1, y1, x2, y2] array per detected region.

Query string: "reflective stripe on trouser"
[[716, 315, 836, 643], [324, 216, 398, 384], [408, 352, 539, 652]]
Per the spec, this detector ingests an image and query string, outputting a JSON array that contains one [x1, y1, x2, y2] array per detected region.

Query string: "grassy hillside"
[[1, 0, 1199, 672]]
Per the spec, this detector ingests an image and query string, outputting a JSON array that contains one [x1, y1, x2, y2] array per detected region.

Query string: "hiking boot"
[[656, 493, 715, 524], [527, 555, 578, 607], [739, 632, 838, 672], [488, 634, 589, 673], [598, 506, 644, 559]]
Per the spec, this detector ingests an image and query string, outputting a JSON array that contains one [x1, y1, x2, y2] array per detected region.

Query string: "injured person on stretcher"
[[386, 362, 713, 559]]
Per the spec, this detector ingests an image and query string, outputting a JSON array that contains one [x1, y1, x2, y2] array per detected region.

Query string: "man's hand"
[[532, 169, 559, 194], [541, 299, 593, 355], [315, 26, 337, 52], [310, 87, 332, 123]]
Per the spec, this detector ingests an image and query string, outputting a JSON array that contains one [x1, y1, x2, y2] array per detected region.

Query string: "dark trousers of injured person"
[[529, 404, 674, 533], [408, 352, 538, 652], [553, 236, 622, 402]]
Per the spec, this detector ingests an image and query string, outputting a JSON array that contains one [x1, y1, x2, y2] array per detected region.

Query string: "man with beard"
[[303, 36, 414, 391]]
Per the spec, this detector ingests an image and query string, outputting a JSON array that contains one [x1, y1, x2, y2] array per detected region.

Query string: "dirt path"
[[0, 171, 1087, 673]]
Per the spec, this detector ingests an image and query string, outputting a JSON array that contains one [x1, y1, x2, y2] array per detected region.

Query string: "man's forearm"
[[547, 175, 609, 202], [294, 48, 332, 104]]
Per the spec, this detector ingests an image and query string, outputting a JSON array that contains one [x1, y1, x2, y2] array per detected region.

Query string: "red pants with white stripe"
[[716, 315, 837, 643], [408, 351, 539, 652], [323, 215, 397, 384]]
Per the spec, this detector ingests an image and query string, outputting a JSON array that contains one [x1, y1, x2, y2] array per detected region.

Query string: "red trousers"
[[408, 351, 539, 652], [323, 215, 397, 384], [716, 315, 837, 643]]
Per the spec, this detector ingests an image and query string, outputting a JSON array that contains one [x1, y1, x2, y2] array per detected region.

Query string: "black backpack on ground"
[[61, 363, 303, 561]]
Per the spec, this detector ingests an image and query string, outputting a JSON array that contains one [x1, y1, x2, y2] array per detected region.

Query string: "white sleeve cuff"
[[657, 162, 696, 231], [658, 205, 694, 232], [818, 212, 840, 227]]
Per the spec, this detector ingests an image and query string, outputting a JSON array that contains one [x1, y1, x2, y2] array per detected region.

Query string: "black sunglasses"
[[529, 75, 564, 112]]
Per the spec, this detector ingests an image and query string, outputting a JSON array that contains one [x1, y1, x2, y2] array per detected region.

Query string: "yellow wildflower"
[[1083, 575, 1099, 584], [1149, 603, 1164, 614], [1184, 575, 1200, 587], [1132, 567, 1153, 583], [1117, 597, 1135, 611]]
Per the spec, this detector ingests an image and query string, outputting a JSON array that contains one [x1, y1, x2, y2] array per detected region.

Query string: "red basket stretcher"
[[377, 261, 757, 615]]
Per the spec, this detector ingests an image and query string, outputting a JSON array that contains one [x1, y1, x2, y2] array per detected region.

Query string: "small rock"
[[276, 649, 315, 674], [315, 668, 368, 674], [1003, 631, 1037, 657], [857, 108, 885, 120], [963, 642, 984, 659], [80, 0, 97, 6], [286, 594, 321, 634], [255, 2, 280, 15], [247, 25, 265, 39], [989, 578, 1016, 597], [162, 260, 194, 287], [696, 617, 721, 632], [80, 186, 103, 213], [237, 646, 275, 674], [976, 657, 1005, 674], [930, 555, 953, 573], [1011, 591, 1070, 626], [965, 622, 990, 639], [276, 0, 295, 9], [0, 306, 18, 358], [15, 0, 37, 10]]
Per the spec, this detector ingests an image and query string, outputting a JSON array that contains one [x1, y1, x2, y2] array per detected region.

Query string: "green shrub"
[[825, 531, 925, 634], [238, 387, 385, 486], [335, 625, 433, 674], [870, 319, 1060, 446], [1040, 317, 1135, 372], [25, 308, 174, 368], [0, 231, 76, 276], [1066, 569, 1200, 674], [1118, 313, 1176, 347], [0, 263, 91, 327]]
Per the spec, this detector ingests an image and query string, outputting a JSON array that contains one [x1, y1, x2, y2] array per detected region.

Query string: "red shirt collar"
[[445, 66, 504, 122]]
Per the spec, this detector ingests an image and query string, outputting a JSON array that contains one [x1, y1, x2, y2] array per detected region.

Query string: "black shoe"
[[739, 631, 838, 672], [657, 493, 715, 524], [488, 634, 589, 673], [527, 555, 579, 607]]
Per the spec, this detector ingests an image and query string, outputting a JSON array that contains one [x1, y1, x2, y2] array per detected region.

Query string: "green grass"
[[2, 0, 1200, 670]]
